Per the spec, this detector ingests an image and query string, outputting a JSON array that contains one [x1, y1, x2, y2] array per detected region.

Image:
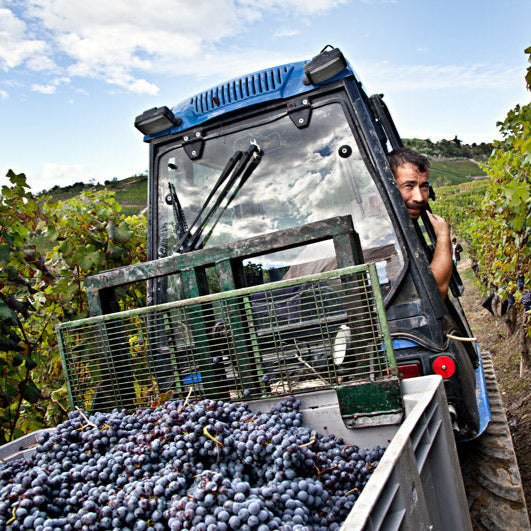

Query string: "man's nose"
[[411, 186, 424, 203]]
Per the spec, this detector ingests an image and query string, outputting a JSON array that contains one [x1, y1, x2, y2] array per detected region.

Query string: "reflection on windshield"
[[157, 103, 403, 293]]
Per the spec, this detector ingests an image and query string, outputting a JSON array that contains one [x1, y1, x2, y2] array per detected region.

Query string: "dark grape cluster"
[[0, 396, 385, 530], [521, 290, 531, 311]]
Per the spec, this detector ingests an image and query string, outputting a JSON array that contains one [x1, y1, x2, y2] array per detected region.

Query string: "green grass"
[[38, 183, 102, 201], [39, 175, 147, 209], [430, 159, 486, 186], [112, 177, 147, 205], [120, 205, 146, 217]]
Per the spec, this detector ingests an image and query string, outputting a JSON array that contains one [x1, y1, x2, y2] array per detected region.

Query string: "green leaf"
[[107, 240, 125, 258], [0, 244, 10, 264], [47, 225, 59, 241], [116, 221, 133, 243], [58, 240, 74, 255], [106, 220, 118, 240], [18, 379, 41, 404], [86, 251, 103, 269], [5, 383, 18, 398], [6, 170, 29, 190], [0, 301, 16, 322], [504, 182, 529, 203]]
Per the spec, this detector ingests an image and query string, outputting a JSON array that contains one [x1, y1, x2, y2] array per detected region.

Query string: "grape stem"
[[317, 463, 338, 479], [299, 432, 317, 448], [75, 407, 97, 429], [178, 387, 194, 412], [203, 426, 223, 446], [6, 506, 16, 525], [344, 487, 359, 497]]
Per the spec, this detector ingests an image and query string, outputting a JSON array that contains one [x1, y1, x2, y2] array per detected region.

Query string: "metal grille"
[[57, 264, 396, 412], [192, 66, 291, 113]]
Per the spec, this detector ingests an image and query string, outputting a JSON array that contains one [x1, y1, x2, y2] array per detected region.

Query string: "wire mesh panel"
[[57, 264, 397, 414]]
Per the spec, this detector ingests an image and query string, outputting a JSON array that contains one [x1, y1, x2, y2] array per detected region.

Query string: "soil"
[[458, 258, 531, 517]]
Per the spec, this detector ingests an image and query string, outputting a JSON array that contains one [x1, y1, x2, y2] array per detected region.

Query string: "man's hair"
[[388, 147, 430, 175]]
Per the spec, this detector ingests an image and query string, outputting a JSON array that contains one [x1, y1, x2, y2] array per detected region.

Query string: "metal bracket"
[[183, 131, 205, 160], [336, 378, 404, 428], [288, 98, 312, 129]]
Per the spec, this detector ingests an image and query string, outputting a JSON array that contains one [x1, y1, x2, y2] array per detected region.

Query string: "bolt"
[[302, 99, 308, 105], [191, 150, 197, 156], [298, 118, 304, 124], [183, 135, 189, 141], [195, 132, 201, 137]]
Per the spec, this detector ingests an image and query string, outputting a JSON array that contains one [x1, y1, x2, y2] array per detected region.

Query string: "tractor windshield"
[[155, 102, 404, 294]]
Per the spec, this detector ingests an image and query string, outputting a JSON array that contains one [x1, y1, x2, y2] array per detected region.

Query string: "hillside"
[[403, 137, 493, 161], [403, 137, 489, 186], [39, 174, 148, 217], [429, 159, 486, 186]]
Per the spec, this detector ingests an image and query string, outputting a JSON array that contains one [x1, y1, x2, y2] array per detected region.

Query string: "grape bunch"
[[521, 290, 531, 311], [0, 396, 385, 530]]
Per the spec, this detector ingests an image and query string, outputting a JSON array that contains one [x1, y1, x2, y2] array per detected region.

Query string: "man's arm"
[[427, 211, 453, 298]]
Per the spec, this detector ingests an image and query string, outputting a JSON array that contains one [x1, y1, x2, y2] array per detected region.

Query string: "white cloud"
[[25, 54, 57, 71], [32, 83, 56, 94], [38, 162, 90, 190], [0, 89, 8, 99], [30, 76, 70, 94], [245, 0, 348, 12], [21, 0, 266, 93], [0, 7, 51, 70], [1, 0, 345, 94], [274, 29, 301, 38]]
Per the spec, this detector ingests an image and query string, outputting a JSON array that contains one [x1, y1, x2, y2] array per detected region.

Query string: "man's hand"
[[426, 211, 452, 298], [427, 211, 450, 239]]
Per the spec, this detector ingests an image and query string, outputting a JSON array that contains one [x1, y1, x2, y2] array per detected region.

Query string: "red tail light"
[[397, 363, 421, 379], [432, 356, 456, 378]]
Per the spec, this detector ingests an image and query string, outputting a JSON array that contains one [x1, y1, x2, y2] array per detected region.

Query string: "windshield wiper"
[[172, 150, 243, 252], [200, 145, 262, 249], [167, 182, 189, 242], [176, 142, 262, 253]]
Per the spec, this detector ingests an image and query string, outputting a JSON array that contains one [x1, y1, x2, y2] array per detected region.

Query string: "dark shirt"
[[452, 242, 463, 262]]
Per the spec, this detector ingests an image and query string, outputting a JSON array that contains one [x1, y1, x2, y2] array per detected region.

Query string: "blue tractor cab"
[[114, 46, 488, 439]]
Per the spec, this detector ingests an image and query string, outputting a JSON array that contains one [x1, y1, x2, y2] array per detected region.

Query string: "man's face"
[[393, 162, 430, 220]]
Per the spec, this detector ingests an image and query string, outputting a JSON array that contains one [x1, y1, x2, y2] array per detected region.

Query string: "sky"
[[0, 0, 529, 192]]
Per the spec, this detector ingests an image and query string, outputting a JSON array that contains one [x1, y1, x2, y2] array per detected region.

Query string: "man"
[[388, 148, 453, 298], [452, 237, 463, 266]]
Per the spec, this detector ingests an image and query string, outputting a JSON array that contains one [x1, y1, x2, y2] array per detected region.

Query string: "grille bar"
[[57, 264, 396, 413]]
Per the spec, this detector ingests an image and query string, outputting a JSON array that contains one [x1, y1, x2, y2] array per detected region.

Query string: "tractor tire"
[[458, 352, 530, 529]]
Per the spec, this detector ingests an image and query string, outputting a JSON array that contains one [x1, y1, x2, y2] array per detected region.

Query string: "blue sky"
[[1, 0, 529, 192]]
